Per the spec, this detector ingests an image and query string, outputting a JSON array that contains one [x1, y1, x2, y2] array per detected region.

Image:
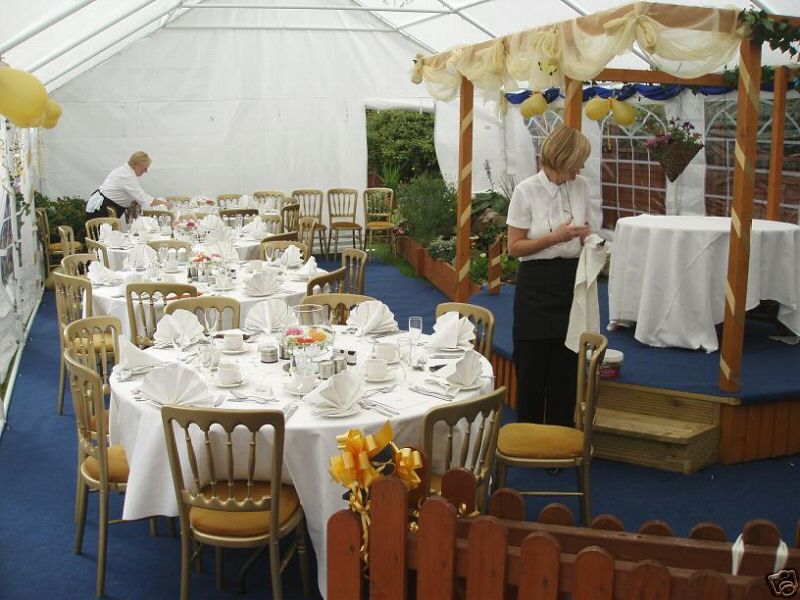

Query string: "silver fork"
[[213, 394, 226, 407], [360, 398, 398, 416], [362, 384, 398, 398]]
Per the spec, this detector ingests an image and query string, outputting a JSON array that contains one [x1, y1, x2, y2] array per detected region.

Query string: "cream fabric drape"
[[413, 2, 745, 100]]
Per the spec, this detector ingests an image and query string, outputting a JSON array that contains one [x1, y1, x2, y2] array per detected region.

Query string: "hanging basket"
[[651, 141, 704, 182]]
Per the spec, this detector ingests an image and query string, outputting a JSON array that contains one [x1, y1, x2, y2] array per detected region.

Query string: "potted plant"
[[644, 117, 704, 182]]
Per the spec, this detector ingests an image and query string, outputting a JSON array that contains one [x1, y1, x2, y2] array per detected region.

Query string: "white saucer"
[[213, 285, 234, 292], [221, 347, 248, 355], [213, 376, 246, 388], [282, 380, 317, 395], [365, 370, 397, 383], [163, 268, 181, 274]]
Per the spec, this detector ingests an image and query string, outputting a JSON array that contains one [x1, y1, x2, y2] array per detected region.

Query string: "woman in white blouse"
[[506, 126, 594, 427], [85, 151, 167, 220]]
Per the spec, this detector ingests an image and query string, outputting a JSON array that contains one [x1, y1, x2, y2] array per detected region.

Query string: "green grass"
[[368, 242, 416, 278]]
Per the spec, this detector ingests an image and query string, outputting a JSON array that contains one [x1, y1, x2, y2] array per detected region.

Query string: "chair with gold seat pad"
[[146, 239, 193, 254], [85, 217, 121, 242], [64, 348, 131, 598], [341, 247, 367, 295], [165, 295, 241, 333], [58, 225, 82, 258], [494, 332, 607, 526], [291, 189, 326, 258], [161, 406, 311, 599], [435, 302, 495, 360], [364, 187, 395, 258], [326, 188, 362, 257], [305, 267, 346, 298], [422, 387, 506, 512], [61, 253, 95, 277], [298, 292, 375, 325], [125, 282, 199, 348], [86, 239, 110, 268], [258, 240, 308, 263]]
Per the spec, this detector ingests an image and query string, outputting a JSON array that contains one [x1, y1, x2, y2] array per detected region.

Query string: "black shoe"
[[547, 468, 562, 476]]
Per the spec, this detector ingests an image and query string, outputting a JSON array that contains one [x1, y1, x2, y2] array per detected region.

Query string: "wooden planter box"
[[396, 236, 480, 300]]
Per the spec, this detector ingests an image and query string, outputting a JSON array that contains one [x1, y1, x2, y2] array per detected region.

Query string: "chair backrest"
[[161, 406, 286, 531], [306, 267, 346, 297], [216, 193, 242, 209], [64, 348, 109, 475], [422, 386, 506, 506], [125, 282, 199, 347], [327, 188, 358, 223], [165, 195, 192, 204], [143, 209, 174, 221], [146, 239, 193, 253], [53, 272, 93, 345], [575, 332, 608, 459], [85, 217, 121, 241], [36, 208, 51, 241], [364, 188, 394, 222], [219, 208, 259, 226], [341, 248, 367, 295], [252, 190, 284, 213], [63, 316, 122, 392], [291, 189, 323, 219], [261, 214, 283, 234], [86, 239, 110, 268], [297, 216, 318, 252], [299, 292, 375, 325], [61, 253, 94, 277], [435, 303, 495, 360], [259, 240, 308, 262], [58, 225, 78, 257], [165, 295, 241, 332], [281, 202, 300, 233]]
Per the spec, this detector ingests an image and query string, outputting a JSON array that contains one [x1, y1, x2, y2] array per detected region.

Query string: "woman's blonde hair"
[[540, 126, 590, 173], [128, 151, 151, 169]]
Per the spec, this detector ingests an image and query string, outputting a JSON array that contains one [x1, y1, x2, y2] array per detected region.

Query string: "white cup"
[[216, 273, 231, 289], [291, 372, 317, 393], [211, 348, 222, 369], [217, 362, 241, 385], [223, 332, 244, 351], [365, 358, 388, 380], [165, 259, 179, 272], [373, 343, 398, 363]]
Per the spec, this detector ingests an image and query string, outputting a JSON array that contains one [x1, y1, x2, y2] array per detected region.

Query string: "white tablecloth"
[[108, 331, 492, 594], [608, 215, 800, 351], [104, 234, 263, 271]]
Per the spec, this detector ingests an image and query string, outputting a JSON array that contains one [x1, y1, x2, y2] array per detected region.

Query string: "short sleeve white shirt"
[[98, 164, 154, 209], [506, 171, 592, 261]]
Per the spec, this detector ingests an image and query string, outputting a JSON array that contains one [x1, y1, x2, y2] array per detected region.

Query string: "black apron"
[[513, 257, 579, 340], [86, 189, 127, 220]]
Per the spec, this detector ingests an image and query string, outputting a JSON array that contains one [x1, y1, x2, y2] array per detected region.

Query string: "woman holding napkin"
[[506, 126, 598, 427], [86, 151, 168, 221]]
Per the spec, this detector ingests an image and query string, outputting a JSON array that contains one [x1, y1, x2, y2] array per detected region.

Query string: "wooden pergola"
[[416, 3, 799, 393]]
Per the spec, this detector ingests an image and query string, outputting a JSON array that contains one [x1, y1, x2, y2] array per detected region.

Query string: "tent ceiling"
[[1, 0, 799, 93]]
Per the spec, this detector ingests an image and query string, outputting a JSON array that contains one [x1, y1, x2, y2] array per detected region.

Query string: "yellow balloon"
[[45, 99, 62, 121], [610, 98, 636, 126], [42, 114, 59, 129], [0, 68, 48, 128], [520, 93, 547, 119], [585, 96, 610, 121]]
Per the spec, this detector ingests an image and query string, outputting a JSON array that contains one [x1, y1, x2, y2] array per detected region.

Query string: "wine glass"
[[198, 339, 213, 382], [206, 307, 219, 335], [172, 332, 186, 360], [408, 316, 423, 342]]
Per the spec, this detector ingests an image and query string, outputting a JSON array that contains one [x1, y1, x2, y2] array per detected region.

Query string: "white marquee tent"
[[1, 0, 799, 426]]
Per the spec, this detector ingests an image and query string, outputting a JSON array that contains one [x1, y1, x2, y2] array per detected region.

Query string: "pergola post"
[[454, 77, 474, 303], [719, 39, 763, 392], [765, 66, 788, 222], [563, 76, 583, 130]]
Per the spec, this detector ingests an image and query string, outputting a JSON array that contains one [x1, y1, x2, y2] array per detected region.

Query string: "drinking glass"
[[198, 339, 213, 381], [172, 332, 185, 358], [408, 316, 423, 342], [206, 307, 219, 334], [158, 246, 168, 265]]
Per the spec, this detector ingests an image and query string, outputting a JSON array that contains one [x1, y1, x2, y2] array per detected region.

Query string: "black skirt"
[[513, 257, 579, 340], [86, 190, 127, 221]]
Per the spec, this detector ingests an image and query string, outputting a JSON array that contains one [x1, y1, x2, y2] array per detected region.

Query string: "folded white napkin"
[[116, 336, 162, 373], [153, 309, 205, 346], [140, 363, 212, 406], [130, 216, 159, 234], [245, 298, 290, 333], [279, 245, 303, 268], [213, 239, 239, 261], [105, 229, 125, 247], [243, 220, 268, 241], [200, 214, 225, 232], [206, 225, 233, 244], [427, 311, 475, 350], [87, 261, 122, 285], [346, 300, 398, 334], [244, 271, 279, 297], [428, 349, 483, 394], [98, 223, 113, 242], [307, 369, 363, 417], [296, 257, 318, 277], [124, 243, 158, 270], [565, 234, 608, 353]]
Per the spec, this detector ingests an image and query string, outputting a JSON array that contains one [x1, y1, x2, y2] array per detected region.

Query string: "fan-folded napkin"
[[200, 214, 225, 232], [243, 219, 268, 240], [245, 299, 290, 333], [140, 363, 211, 406], [565, 234, 608, 353], [427, 311, 475, 350], [211, 239, 238, 261], [130, 216, 159, 234], [279, 245, 303, 268], [244, 271, 279, 297], [116, 336, 162, 373], [153, 309, 205, 346], [124, 244, 157, 270], [307, 370, 363, 417], [98, 223, 113, 241], [346, 300, 398, 334], [427, 349, 483, 394], [292, 257, 318, 280], [104, 229, 125, 247], [88, 261, 122, 285]]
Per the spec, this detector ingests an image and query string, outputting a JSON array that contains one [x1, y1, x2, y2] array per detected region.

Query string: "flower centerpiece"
[[175, 218, 197, 238], [191, 251, 221, 264], [281, 305, 334, 358], [644, 117, 704, 182]]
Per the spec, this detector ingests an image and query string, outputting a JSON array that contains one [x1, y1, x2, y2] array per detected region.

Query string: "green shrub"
[[396, 174, 457, 245], [39, 192, 87, 243], [367, 110, 439, 183], [470, 252, 488, 283], [426, 236, 456, 264], [501, 254, 519, 284]]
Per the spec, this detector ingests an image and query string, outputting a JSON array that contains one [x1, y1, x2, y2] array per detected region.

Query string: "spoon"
[[229, 389, 275, 403]]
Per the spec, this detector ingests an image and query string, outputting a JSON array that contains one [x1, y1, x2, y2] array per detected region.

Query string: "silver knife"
[[284, 404, 299, 421], [410, 385, 454, 401]]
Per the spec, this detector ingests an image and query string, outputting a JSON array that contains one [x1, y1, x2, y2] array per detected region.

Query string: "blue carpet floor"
[[0, 262, 796, 599]]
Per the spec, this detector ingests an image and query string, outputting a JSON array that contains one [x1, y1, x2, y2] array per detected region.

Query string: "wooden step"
[[595, 408, 717, 444]]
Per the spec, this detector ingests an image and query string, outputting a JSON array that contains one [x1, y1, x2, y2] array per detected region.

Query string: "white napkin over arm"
[[565, 234, 608, 353]]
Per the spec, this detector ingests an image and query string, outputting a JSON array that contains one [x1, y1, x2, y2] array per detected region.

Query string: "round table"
[[608, 215, 800, 351], [108, 330, 493, 594]]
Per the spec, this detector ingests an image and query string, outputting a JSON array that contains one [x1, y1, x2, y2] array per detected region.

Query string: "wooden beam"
[[455, 78, 474, 303], [563, 76, 583, 130], [718, 39, 763, 393], [595, 68, 726, 87], [765, 66, 788, 222]]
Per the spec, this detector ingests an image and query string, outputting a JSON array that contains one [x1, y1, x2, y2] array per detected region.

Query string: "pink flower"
[[284, 327, 303, 336]]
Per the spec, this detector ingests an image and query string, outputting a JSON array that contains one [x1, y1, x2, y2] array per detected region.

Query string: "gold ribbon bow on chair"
[[411, 53, 425, 85], [603, 3, 660, 55]]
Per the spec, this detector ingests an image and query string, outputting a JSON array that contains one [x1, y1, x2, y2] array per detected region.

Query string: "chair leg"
[[269, 539, 283, 600], [74, 453, 85, 523], [578, 464, 592, 526], [96, 490, 109, 597], [332, 230, 339, 259], [179, 532, 192, 600], [57, 354, 66, 415], [74, 479, 89, 553], [215, 546, 224, 591], [297, 517, 312, 598], [318, 229, 328, 261], [496, 462, 508, 489]]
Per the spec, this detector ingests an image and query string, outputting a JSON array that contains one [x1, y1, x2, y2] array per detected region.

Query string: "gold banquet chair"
[[64, 348, 131, 598], [146, 239, 193, 254], [85, 217, 121, 242], [422, 387, 506, 512], [305, 267, 346, 297], [216, 193, 242, 209], [327, 188, 362, 257], [435, 302, 495, 360], [291, 190, 326, 258], [494, 332, 607, 525], [252, 190, 284, 213], [298, 292, 375, 325], [259, 240, 308, 263], [58, 225, 81, 258], [165, 296, 241, 333], [61, 253, 95, 277], [364, 187, 395, 258], [125, 282, 199, 348], [86, 239, 110, 268], [341, 248, 367, 295], [280, 202, 300, 235], [161, 406, 311, 599], [260, 213, 283, 235], [297, 216, 318, 256]]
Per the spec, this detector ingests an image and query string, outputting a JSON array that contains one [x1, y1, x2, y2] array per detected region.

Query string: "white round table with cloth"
[[608, 215, 800, 351], [91, 264, 318, 338], [108, 329, 494, 595]]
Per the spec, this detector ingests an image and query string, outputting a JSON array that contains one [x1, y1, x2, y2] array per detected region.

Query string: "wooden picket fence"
[[328, 469, 800, 600]]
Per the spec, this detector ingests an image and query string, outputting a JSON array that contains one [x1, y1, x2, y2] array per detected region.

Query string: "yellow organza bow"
[[391, 444, 422, 490], [329, 421, 394, 489], [603, 3, 659, 54]]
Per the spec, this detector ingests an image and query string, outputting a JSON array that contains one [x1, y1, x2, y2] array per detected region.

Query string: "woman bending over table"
[[506, 125, 595, 426], [85, 151, 168, 221]]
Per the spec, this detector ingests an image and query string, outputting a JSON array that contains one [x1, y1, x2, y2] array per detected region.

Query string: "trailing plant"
[[426, 236, 456, 264], [739, 9, 800, 61], [38, 192, 87, 243], [396, 173, 457, 245]]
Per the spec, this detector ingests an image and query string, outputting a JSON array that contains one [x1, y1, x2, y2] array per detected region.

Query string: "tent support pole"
[[564, 76, 583, 130], [719, 38, 762, 393], [765, 66, 788, 222], [455, 78, 474, 303], [0, 0, 96, 56]]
